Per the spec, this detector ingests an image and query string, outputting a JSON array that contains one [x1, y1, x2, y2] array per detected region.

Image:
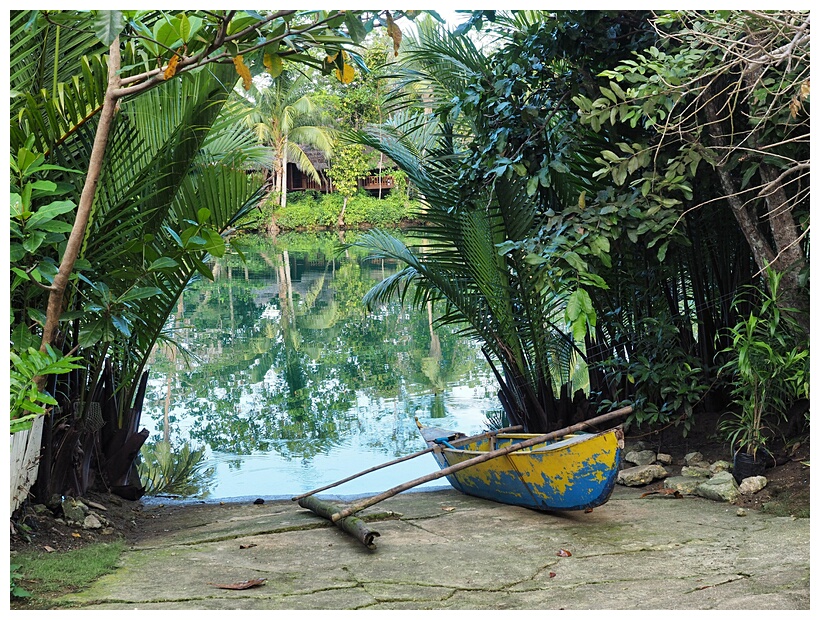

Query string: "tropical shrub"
[[138, 441, 214, 497], [272, 191, 415, 230], [595, 316, 710, 436], [718, 270, 810, 456], [10, 346, 83, 434]]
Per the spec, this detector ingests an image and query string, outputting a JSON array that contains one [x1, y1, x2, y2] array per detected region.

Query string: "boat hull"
[[420, 427, 624, 511]]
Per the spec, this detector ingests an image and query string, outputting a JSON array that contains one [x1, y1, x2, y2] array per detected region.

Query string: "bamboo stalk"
[[331, 406, 633, 522], [298, 496, 381, 549], [291, 423, 523, 501]]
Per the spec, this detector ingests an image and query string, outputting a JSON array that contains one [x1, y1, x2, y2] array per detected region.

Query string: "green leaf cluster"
[[138, 440, 214, 497], [268, 190, 415, 230], [10, 564, 31, 599], [718, 269, 810, 456], [596, 316, 709, 436], [326, 144, 373, 199], [10, 345, 83, 433]]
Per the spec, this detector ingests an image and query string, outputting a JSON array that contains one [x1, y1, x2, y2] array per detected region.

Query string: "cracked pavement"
[[59, 485, 810, 610]]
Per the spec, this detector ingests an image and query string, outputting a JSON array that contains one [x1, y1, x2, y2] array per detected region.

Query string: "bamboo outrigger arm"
[[330, 405, 633, 522], [297, 496, 382, 549], [291, 423, 524, 501]]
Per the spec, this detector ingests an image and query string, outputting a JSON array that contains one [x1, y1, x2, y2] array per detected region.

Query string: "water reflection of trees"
[[144, 233, 493, 459]]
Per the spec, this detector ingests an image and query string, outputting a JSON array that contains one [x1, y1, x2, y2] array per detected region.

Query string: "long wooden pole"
[[331, 406, 633, 522], [291, 423, 524, 501]]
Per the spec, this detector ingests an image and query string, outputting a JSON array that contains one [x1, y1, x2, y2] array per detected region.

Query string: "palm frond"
[[10, 10, 107, 117]]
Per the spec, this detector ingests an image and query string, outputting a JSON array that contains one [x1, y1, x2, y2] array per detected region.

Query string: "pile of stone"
[[31, 495, 116, 534], [616, 442, 768, 503]]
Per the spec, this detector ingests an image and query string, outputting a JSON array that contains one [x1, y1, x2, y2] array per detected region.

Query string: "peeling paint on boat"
[[422, 427, 623, 511]]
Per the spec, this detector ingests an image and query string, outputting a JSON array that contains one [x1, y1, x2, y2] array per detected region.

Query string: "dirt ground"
[[10, 421, 811, 558]]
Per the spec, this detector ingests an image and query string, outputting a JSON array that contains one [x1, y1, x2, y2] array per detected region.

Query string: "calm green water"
[[142, 232, 503, 499]]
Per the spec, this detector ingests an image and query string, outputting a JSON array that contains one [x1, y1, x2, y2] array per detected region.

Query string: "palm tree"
[[349, 122, 587, 434], [242, 72, 336, 211], [10, 13, 267, 500], [343, 19, 593, 433]]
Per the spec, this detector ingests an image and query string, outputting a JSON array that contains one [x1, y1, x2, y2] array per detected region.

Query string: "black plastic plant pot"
[[733, 450, 767, 484]]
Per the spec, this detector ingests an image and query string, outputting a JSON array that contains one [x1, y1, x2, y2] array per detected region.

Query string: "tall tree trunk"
[[757, 163, 809, 333], [337, 195, 348, 229], [280, 137, 289, 208], [378, 153, 384, 199], [271, 146, 284, 234], [37, 38, 121, 388], [704, 97, 809, 335]]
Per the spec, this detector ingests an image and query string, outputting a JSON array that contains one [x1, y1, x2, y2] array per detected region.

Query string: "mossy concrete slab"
[[58, 486, 810, 610]]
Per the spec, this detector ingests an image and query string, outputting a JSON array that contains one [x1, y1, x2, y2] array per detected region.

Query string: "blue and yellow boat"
[[418, 423, 624, 511]]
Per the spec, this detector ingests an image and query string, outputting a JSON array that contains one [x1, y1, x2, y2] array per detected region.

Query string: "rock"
[[681, 465, 712, 478], [684, 451, 705, 466], [736, 508, 747, 517], [624, 449, 657, 466], [695, 471, 740, 502], [663, 476, 701, 495], [656, 453, 673, 465], [83, 514, 103, 529], [617, 464, 669, 487], [22, 515, 38, 531], [630, 441, 652, 452], [102, 527, 115, 535], [738, 475, 768, 495], [32, 504, 51, 515], [62, 497, 89, 524], [84, 499, 108, 512], [709, 460, 733, 474]]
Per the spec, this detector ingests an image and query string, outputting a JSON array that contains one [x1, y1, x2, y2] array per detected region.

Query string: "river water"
[[141, 232, 503, 500]]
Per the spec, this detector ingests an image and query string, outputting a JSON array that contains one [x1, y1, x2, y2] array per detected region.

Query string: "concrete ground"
[[58, 485, 810, 610]]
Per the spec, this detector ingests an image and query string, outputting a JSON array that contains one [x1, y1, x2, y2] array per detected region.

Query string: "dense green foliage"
[[262, 190, 417, 230], [9, 9, 428, 504], [350, 10, 809, 439], [717, 270, 810, 456], [9, 9, 810, 512]]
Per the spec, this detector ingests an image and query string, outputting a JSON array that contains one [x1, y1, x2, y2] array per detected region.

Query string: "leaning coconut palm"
[[241, 72, 336, 212]]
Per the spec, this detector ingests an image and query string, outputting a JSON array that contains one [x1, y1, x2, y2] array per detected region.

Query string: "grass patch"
[[11, 540, 124, 608]]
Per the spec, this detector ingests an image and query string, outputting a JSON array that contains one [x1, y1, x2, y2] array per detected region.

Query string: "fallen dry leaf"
[[239, 544, 257, 550], [209, 578, 267, 590], [441, 506, 456, 512], [85, 500, 107, 511], [557, 549, 572, 557], [43, 546, 56, 553], [71, 532, 81, 538], [549, 572, 557, 578]]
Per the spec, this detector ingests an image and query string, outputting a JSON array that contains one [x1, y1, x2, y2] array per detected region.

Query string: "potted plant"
[[718, 270, 809, 483]]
